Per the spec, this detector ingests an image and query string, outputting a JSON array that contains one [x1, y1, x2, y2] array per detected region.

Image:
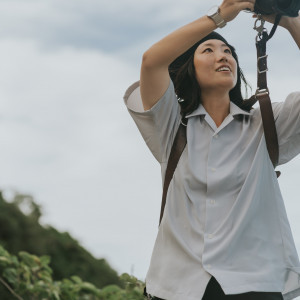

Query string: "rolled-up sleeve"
[[123, 80, 181, 163], [273, 91, 300, 165]]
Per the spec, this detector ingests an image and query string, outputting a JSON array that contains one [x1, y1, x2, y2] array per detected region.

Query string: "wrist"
[[207, 6, 227, 28], [285, 16, 300, 32], [218, 5, 229, 23]]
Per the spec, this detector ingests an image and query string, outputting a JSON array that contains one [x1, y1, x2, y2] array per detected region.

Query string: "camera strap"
[[267, 14, 283, 40], [254, 15, 281, 174]]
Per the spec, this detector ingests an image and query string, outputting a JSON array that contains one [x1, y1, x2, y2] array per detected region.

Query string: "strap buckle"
[[255, 87, 270, 98], [257, 54, 268, 73], [254, 15, 264, 32], [254, 15, 266, 38], [181, 120, 187, 127]]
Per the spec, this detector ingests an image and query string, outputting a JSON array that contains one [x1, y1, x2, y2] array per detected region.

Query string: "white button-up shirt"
[[123, 80, 300, 300]]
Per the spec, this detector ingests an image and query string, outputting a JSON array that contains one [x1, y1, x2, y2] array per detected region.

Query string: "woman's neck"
[[201, 90, 230, 128]]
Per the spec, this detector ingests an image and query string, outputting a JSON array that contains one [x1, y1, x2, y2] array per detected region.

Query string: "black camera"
[[254, 0, 300, 16]]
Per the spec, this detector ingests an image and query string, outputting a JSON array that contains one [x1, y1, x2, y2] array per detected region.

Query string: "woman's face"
[[193, 39, 237, 93]]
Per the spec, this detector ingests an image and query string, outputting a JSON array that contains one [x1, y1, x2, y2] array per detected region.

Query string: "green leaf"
[[71, 275, 82, 284], [80, 282, 101, 295], [101, 284, 122, 294], [19, 251, 40, 268], [0, 256, 10, 266], [3, 267, 18, 285], [52, 290, 60, 300], [40, 255, 51, 266], [37, 270, 53, 283], [11, 255, 19, 266]]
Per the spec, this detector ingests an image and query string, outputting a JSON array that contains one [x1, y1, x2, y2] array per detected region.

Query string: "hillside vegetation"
[[0, 191, 144, 299]]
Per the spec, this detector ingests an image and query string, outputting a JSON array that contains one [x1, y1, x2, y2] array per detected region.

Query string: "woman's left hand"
[[252, 13, 299, 31], [252, 13, 300, 49]]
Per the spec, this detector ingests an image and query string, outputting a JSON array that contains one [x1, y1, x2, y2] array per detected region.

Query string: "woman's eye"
[[225, 49, 232, 54], [203, 48, 212, 53]]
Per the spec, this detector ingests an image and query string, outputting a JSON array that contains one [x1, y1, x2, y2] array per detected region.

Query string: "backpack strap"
[[159, 120, 187, 225], [255, 31, 279, 169]]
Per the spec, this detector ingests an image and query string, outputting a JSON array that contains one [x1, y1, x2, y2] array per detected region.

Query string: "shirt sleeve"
[[272, 91, 300, 165], [123, 80, 181, 163]]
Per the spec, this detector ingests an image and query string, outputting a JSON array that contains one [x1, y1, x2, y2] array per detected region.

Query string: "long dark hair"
[[168, 33, 253, 117]]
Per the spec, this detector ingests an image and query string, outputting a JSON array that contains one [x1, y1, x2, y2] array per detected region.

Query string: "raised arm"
[[285, 16, 300, 49], [140, 0, 256, 111]]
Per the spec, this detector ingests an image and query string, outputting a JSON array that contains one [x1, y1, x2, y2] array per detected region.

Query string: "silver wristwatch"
[[207, 6, 227, 28]]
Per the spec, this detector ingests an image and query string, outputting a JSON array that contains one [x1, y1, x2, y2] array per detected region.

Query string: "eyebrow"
[[201, 43, 229, 48]]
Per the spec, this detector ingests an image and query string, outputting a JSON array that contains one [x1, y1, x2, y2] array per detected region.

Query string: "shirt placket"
[[202, 114, 234, 271]]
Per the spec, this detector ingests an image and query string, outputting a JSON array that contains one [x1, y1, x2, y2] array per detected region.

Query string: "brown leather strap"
[[256, 93, 279, 167], [159, 122, 187, 225], [256, 32, 268, 91], [256, 32, 279, 168]]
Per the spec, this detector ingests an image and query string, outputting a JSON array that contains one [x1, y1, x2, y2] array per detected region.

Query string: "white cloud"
[[0, 37, 150, 276]]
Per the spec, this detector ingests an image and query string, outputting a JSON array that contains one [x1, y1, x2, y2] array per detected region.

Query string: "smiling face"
[[193, 39, 237, 93]]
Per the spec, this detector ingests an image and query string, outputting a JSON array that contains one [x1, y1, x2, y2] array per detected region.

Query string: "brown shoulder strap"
[[159, 121, 187, 225], [257, 93, 279, 168], [256, 31, 279, 169]]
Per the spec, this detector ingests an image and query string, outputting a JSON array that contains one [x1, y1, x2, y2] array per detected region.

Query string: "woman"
[[123, 0, 300, 299]]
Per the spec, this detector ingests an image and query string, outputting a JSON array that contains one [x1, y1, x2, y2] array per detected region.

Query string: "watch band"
[[207, 6, 227, 28], [213, 13, 227, 28]]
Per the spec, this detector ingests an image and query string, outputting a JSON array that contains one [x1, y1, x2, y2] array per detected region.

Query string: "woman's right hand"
[[219, 0, 256, 22]]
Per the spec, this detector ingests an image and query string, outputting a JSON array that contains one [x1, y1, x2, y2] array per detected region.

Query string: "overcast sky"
[[0, 0, 299, 284]]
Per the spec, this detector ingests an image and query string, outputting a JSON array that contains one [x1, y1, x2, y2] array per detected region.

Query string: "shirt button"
[[214, 134, 219, 139], [210, 200, 215, 205], [211, 168, 216, 172], [207, 264, 211, 269], [207, 234, 213, 239]]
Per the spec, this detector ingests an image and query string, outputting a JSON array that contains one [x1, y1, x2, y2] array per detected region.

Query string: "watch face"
[[207, 5, 219, 17]]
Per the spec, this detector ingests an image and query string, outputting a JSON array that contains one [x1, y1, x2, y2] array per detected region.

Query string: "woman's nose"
[[218, 55, 228, 63]]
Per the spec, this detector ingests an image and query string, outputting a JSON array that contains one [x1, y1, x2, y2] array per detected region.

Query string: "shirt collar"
[[186, 101, 251, 118]]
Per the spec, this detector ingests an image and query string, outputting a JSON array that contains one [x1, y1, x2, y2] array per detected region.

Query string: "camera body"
[[254, 0, 300, 17]]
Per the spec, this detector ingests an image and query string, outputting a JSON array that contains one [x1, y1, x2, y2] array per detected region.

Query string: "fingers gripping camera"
[[254, 0, 300, 17]]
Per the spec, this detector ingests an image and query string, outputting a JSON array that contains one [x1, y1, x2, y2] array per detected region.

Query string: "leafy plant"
[[0, 245, 145, 300], [0, 191, 121, 288]]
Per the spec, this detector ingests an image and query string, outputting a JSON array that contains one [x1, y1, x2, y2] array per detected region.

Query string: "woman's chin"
[[198, 78, 237, 92], [211, 81, 236, 91], [218, 79, 236, 90]]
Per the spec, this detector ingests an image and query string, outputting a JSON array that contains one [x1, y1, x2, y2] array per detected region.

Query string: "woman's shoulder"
[[272, 91, 300, 119], [123, 80, 177, 114], [249, 91, 300, 119]]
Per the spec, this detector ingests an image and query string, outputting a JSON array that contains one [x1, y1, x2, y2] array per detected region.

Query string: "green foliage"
[[0, 244, 102, 299], [0, 190, 146, 299], [0, 191, 121, 288], [0, 245, 145, 300], [97, 273, 145, 300]]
